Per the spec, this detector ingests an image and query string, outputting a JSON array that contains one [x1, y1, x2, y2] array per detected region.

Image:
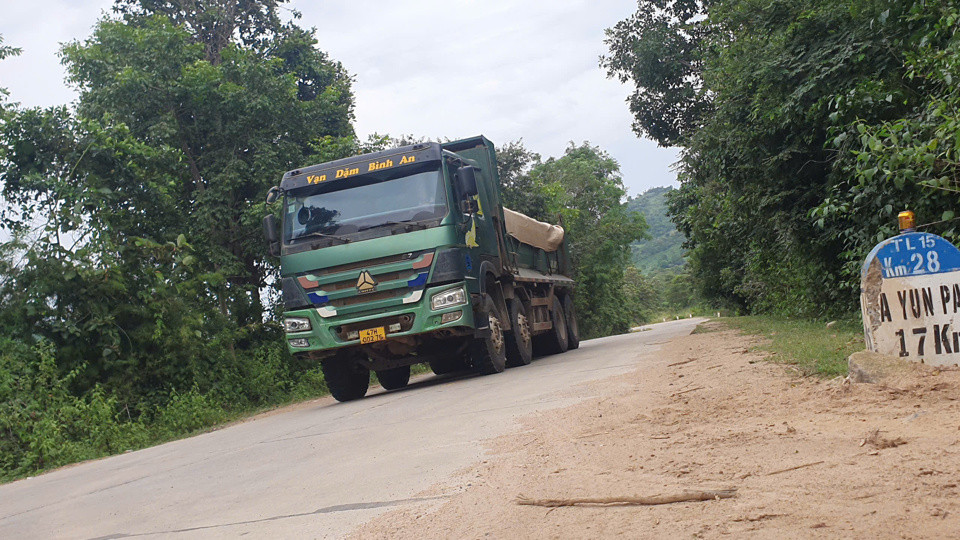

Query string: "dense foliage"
[[604, 0, 960, 317], [0, 1, 354, 481]]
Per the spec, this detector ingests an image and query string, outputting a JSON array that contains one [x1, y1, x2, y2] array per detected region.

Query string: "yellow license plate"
[[359, 327, 386, 344]]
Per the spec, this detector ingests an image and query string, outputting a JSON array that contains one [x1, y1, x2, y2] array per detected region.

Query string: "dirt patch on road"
[[350, 322, 960, 539]]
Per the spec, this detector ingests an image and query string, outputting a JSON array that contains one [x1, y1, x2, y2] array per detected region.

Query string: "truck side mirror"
[[263, 214, 280, 256], [266, 186, 281, 204], [455, 166, 478, 198]]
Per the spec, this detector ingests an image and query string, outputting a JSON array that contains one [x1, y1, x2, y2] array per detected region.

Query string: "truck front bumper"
[[283, 281, 476, 355]]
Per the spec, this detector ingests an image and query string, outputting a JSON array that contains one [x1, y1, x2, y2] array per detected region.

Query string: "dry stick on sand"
[[515, 489, 737, 508], [766, 460, 825, 476], [667, 358, 698, 367], [670, 386, 704, 397]]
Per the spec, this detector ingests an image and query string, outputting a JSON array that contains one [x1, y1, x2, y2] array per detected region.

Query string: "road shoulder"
[[350, 321, 960, 538]]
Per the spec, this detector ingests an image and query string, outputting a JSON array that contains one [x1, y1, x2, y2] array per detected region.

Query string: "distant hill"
[[626, 187, 686, 273]]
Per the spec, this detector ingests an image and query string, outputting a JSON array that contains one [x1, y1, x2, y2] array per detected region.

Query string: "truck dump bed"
[[441, 136, 573, 283], [501, 207, 572, 282]]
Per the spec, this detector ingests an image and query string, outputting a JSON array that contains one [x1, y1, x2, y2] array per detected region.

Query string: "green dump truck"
[[263, 136, 579, 401]]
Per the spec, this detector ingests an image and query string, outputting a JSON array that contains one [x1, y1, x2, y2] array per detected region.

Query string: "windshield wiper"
[[359, 220, 428, 233], [298, 231, 352, 245]]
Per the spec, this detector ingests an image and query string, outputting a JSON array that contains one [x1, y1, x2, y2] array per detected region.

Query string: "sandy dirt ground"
[[350, 321, 960, 539]]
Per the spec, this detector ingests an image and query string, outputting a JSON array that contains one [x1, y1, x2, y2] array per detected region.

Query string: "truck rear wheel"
[[471, 295, 507, 374], [375, 365, 411, 390], [562, 294, 580, 350], [536, 295, 569, 355], [321, 356, 370, 402], [505, 299, 533, 367]]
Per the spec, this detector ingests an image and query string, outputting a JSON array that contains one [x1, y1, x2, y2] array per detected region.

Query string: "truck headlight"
[[284, 317, 312, 333], [431, 286, 466, 310]]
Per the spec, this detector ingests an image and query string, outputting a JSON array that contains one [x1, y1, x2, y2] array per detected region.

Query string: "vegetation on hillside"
[[604, 0, 960, 317], [621, 186, 710, 322], [626, 186, 685, 273]]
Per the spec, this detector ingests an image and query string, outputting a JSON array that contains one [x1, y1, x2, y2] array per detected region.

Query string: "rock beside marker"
[[847, 350, 912, 383]]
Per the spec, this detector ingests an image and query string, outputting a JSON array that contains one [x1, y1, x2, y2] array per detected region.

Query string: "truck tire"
[[471, 294, 507, 374], [562, 294, 580, 350], [375, 365, 410, 390], [536, 295, 569, 355], [321, 356, 370, 402], [505, 298, 533, 367], [426, 339, 470, 375], [429, 356, 465, 375]]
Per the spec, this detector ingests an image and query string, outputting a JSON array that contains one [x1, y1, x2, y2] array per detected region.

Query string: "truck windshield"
[[284, 165, 448, 245]]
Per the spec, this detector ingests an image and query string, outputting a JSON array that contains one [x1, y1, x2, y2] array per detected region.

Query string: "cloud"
[[294, 0, 679, 194], [0, 0, 113, 106]]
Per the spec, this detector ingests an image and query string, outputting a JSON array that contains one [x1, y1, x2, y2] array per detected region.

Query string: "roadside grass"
[[724, 316, 864, 378]]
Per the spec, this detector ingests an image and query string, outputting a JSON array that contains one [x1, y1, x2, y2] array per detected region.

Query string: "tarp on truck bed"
[[502, 207, 564, 252]]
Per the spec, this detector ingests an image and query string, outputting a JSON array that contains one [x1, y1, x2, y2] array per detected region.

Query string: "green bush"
[[0, 339, 148, 481], [0, 334, 332, 482], [153, 388, 228, 436]]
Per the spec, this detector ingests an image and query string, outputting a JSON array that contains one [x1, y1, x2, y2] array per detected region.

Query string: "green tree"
[[605, 0, 937, 316], [496, 139, 547, 218], [600, 0, 711, 147], [0, 34, 20, 105], [526, 143, 648, 337], [0, 2, 354, 421], [622, 265, 659, 323], [59, 11, 353, 328], [814, 1, 960, 287], [113, 0, 291, 63]]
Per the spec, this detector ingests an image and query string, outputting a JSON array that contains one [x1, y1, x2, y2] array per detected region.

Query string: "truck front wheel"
[[471, 295, 507, 374], [375, 365, 411, 390], [321, 355, 370, 402], [429, 355, 467, 375]]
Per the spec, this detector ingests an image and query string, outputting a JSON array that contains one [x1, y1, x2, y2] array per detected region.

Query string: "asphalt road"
[[0, 318, 705, 539]]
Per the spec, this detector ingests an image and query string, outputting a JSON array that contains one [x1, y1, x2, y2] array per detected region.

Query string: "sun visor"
[[280, 143, 442, 192]]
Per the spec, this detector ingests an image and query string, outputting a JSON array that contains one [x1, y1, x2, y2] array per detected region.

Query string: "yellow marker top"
[[898, 210, 916, 232]]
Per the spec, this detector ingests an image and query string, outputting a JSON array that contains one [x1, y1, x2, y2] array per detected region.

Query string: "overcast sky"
[[0, 0, 679, 197]]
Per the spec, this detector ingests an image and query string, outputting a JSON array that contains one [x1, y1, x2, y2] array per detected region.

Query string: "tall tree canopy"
[[600, 0, 711, 147], [112, 0, 290, 62], [605, 0, 958, 316], [0, 1, 355, 478]]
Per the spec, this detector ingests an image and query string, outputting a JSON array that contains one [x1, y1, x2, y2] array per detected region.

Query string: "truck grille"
[[323, 270, 412, 292], [319, 253, 415, 275], [329, 289, 402, 308], [294, 250, 435, 317]]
